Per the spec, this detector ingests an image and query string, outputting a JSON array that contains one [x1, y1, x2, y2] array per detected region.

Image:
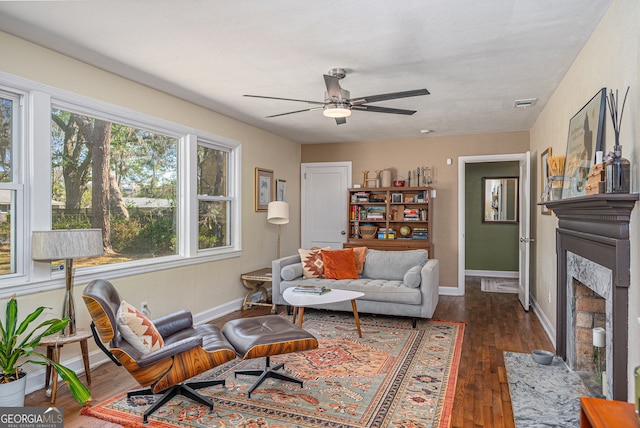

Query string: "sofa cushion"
[[362, 249, 428, 281], [281, 263, 303, 281], [322, 249, 358, 279], [403, 265, 422, 288], [117, 300, 164, 354], [352, 247, 367, 274], [299, 248, 325, 278]]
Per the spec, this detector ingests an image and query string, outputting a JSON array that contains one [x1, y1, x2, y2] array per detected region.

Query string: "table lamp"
[[267, 201, 289, 259], [32, 229, 104, 336]]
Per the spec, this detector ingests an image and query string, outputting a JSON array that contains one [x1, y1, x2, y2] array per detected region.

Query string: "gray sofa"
[[272, 249, 439, 320]]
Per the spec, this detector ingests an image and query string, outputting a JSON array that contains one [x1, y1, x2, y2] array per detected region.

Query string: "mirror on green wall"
[[482, 177, 518, 223]]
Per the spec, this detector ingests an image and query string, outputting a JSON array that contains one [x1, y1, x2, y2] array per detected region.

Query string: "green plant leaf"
[[15, 306, 46, 335], [28, 358, 92, 405]]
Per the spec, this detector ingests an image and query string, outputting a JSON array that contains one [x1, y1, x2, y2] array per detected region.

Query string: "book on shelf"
[[292, 285, 330, 294]]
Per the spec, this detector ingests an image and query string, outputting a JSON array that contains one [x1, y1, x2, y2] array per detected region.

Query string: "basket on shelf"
[[359, 225, 378, 239]]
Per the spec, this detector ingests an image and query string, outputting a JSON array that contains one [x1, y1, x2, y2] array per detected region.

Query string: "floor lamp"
[[267, 201, 289, 259], [32, 229, 104, 336]]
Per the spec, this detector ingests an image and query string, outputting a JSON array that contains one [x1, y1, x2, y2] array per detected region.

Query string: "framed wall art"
[[561, 88, 606, 199], [255, 167, 274, 211], [540, 147, 552, 215], [276, 179, 286, 201]]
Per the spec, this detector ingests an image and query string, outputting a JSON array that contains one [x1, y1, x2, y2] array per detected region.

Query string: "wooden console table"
[[38, 329, 92, 404], [241, 267, 276, 313], [580, 396, 639, 427]]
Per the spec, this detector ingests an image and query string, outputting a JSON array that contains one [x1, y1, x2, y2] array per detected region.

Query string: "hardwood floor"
[[25, 277, 554, 427]]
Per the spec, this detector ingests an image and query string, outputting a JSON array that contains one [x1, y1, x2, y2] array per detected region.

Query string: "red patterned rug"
[[82, 312, 464, 427]]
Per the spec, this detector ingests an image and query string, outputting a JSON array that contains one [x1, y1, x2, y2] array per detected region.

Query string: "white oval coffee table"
[[283, 288, 365, 337]]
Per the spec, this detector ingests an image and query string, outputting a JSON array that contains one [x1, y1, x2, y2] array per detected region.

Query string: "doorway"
[[457, 152, 531, 310]]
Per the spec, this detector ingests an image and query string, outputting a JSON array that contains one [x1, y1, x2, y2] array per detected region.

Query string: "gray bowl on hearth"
[[532, 349, 554, 365]]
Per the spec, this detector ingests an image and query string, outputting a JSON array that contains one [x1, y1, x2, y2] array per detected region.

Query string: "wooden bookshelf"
[[344, 186, 433, 256]]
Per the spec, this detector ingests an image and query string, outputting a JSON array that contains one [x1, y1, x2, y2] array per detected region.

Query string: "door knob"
[[341, 230, 346, 235]]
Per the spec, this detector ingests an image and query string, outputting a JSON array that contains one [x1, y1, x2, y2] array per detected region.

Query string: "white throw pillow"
[[117, 300, 164, 354]]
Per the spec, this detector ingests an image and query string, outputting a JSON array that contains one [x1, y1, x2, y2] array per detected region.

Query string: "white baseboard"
[[439, 286, 464, 296], [465, 270, 518, 278], [25, 297, 245, 395], [529, 294, 556, 350]]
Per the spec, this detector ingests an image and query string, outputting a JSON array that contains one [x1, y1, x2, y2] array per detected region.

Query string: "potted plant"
[[0, 294, 92, 406]]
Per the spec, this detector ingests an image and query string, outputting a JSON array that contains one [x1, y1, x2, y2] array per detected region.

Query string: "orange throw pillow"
[[352, 247, 367, 274], [322, 249, 358, 280]]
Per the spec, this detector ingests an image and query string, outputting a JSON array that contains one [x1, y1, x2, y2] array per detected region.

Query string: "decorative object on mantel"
[[605, 87, 630, 193], [586, 161, 606, 195], [561, 88, 606, 199]]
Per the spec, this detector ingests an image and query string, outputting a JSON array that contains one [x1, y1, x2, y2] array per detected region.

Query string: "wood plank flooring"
[[25, 277, 555, 427]]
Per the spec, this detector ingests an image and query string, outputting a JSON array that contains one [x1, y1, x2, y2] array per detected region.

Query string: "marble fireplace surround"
[[545, 194, 638, 401]]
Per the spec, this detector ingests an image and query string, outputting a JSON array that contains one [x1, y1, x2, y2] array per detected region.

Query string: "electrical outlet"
[[140, 301, 150, 317], [547, 291, 551, 303]]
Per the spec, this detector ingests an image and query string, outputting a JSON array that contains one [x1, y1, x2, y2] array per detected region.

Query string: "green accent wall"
[[465, 161, 519, 271]]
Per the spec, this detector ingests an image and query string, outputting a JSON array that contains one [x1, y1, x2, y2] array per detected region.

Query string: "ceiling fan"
[[244, 68, 430, 125]]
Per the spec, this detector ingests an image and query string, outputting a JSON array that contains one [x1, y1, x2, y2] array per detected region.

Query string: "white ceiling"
[[0, 1, 611, 144]]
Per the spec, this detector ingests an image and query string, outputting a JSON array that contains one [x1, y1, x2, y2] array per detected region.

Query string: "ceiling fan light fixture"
[[323, 104, 352, 118]]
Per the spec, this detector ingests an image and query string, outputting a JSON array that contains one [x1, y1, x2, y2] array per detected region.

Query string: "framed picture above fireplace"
[[561, 88, 606, 199]]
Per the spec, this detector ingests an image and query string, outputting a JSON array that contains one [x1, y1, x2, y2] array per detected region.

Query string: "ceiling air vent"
[[513, 98, 537, 108]]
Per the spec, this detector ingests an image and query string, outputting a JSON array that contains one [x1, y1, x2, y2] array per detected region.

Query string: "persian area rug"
[[505, 351, 590, 428], [480, 277, 519, 293], [82, 312, 465, 427]]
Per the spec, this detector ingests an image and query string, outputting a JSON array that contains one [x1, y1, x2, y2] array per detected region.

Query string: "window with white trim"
[[51, 105, 179, 268], [197, 142, 232, 249], [0, 90, 23, 278], [0, 72, 241, 294]]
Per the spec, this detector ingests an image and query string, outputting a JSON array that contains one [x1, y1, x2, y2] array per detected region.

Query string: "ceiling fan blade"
[[265, 107, 323, 118], [335, 117, 347, 125], [244, 94, 326, 105], [351, 105, 417, 115], [350, 89, 430, 106], [323, 74, 343, 100]]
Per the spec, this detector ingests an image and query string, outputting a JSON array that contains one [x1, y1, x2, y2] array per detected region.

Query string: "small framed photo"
[[276, 179, 287, 201], [391, 193, 403, 203], [255, 167, 274, 211]]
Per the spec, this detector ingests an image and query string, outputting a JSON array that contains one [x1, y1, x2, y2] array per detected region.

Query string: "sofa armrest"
[[419, 259, 440, 318], [271, 254, 302, 305]]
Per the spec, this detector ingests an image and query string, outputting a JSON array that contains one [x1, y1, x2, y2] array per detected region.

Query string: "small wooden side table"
[[580, 396, 639, 427], [241, 267, 276, 313], [39, 329, 92, 404]]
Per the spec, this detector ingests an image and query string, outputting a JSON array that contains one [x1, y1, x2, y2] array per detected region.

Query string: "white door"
[[518, 151, 531, 310], [301, 162, 352, 249]]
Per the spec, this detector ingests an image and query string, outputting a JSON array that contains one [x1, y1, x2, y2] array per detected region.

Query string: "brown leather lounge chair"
[[82, 279, 236, 424]]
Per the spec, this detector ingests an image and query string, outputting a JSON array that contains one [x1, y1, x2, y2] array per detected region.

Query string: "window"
[[197, 143, 231, 249], [0, 73, 241, 294], [50, 106, 180, 268], [0, 90, 22, 278]]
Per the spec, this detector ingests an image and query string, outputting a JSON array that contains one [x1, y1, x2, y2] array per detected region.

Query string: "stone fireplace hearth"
[[545, 194, 638, 401]]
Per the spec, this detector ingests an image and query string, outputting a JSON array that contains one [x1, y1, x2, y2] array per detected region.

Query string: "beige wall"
[[302, 131, 530, 287], [0, 31, 301, 370], [530, 0, 639, 399]]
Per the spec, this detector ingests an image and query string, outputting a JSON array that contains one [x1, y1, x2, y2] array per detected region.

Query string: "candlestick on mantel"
[[593, 327, 605, 347]]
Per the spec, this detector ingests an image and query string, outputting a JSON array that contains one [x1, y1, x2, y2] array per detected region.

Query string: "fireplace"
[[545, 194, 638, 401]]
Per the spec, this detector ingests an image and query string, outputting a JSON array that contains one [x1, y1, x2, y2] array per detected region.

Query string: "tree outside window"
[[51, 107, 178, 268]]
